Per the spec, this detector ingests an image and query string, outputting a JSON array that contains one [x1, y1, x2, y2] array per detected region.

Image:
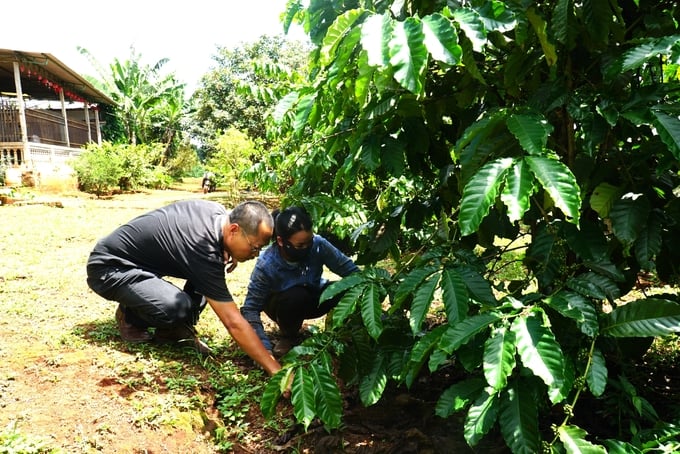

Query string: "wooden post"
[[12, 61, 28, 165], [59, 88, 71, 147]]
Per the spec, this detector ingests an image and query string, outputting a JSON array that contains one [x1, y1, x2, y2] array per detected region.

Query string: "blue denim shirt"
[[241, 234, 359, 350]]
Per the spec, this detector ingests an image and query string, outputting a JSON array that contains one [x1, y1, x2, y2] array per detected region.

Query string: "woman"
[[241, 206, 359, 356]]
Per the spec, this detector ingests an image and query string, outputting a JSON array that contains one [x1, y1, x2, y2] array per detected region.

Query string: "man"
[[86, 199, 282, 376]]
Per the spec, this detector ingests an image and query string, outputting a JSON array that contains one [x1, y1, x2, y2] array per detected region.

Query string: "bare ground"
[[0, 183, 676, 453]]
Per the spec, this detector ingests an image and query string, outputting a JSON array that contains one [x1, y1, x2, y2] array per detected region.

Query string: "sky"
[[2, 0, 307, 94]]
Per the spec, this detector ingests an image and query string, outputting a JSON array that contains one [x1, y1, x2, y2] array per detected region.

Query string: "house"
[[0, 48, 114, 187]]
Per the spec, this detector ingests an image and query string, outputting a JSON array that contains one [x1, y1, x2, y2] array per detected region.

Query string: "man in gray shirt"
[[86, 199, 283, 377]]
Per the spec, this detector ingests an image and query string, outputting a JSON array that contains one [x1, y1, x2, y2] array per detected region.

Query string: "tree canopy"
[[255, 1, 680, 451]]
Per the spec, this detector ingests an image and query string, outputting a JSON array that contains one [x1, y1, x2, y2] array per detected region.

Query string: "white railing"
[[1, 141, 83, 167]]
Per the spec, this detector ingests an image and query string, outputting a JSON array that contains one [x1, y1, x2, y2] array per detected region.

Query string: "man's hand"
[[223, 251, 238, 273]]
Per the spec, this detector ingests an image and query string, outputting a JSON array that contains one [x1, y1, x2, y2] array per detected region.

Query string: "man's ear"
[[276, 235, 284, 247]]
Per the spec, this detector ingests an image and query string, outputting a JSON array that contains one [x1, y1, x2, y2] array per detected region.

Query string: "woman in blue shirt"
[[241, 206, 359, 355]]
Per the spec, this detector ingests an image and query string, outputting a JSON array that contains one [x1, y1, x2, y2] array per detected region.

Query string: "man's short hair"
[[230, 200, 274, 235]]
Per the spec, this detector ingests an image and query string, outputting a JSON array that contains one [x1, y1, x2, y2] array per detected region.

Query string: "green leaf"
[[405, 325, 448, 387], [464, 388, 499, 446], [586, 347, 608, 397], [483, 326, 517, 390], [609, 193, 650, 247], [291, 366, 318, 430], [439, 312, 501, 353], [620, 35, 680, 72], [260, 369, 289, 418], [361, 13, 393, 67], [330, 284, 364, 328], [499, 380, 540, 454], [651, 110, 680, 160], [634, 213, 662, 271], [459, 157, 515, 236], [512, 312, 567, 403], [409, 272, 439, 334], [557, 424, 607, 453], [393, 265, 437, 309], [272, 91, 299, 123], [320, 9, 364, 67], [440, 267, 469, 324], [567, 272, 620, 301], [524, 155, 582, 224], [452, 8, 487, 52], [421, 13, 462, 65], [293, 93, 316, 135], [545, 291, 599, 337], [506, 113, 553, 156], [311, 361, 343, 429], [361, 283, 385, 339], [360, 350, 388, 406], [602, 298, 680, 337], [435, 377, 486, 418], [526, 7, 557, 66], [321, 273, 366, 301], [590, 182, 622, 218], [388, 17, 428, 94], [457, 265, 497, 306], [501, 159, 535, 223]]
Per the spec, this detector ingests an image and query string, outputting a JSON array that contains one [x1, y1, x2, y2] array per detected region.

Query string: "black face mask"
[[283, 240, 311, 262]]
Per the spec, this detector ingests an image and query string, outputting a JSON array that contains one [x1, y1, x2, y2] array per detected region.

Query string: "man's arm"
[[207, 298, 282, 376]]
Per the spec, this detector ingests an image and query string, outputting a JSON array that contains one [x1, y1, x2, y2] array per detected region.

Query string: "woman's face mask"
[[283, 239, 312, 262]]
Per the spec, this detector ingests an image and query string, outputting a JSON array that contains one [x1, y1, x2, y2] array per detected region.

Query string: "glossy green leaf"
[[634, 213, 662, 271], [361, 12, 393, 67], [499, 380, 540, 454], [452, 8, 487, 52], [483, 327, 517, 390], [291, 366, 317, 430], [435, 377, 486, 418], [609, 193, 650, 246], [526, 7, 557, 66], [330, 284, 365, 328], [652, 110, 680, 160], [260, 368, 289, 418], [440, 267, 469, 324], [586, 347, 608, 397], [464, 388, 499, 446], [620, 35, 680, 72], [393, 265, 437, 309], [293, 93, 316, 135], [602, 298, 680, 337], [524, 155, 581, 224], [439, 313, 501, 353], [311, 361, 343, 429], [589, 182, 622, 218], [457, 265, 497, 306], [459, 157, 514, 236], [545, 291, 599, 337], [409, 272, 439, 334], [388, 17, 428, 94], [421, 13, 461, 65], [320, 9, 364, 67], [557, 424, 607, 453], [361, 283, 385, 339], [405, 325, 448, 387], [501, 159, 535, 223], [512, 312, 567, 403], [507, 113, 553, 156], [360, 350, 388, 406], [567, 272, 620, 301], [272, 91, 299, 123]]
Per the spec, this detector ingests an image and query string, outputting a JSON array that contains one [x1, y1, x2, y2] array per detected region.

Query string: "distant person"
[[86, 199, 284, 377], [241, 206, 359, 356], [202, 171, 216, 193]]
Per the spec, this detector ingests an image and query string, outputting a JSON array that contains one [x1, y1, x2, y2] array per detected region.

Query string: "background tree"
[[190, 35, 310, 156], [79, 45, 188, 148], [256, 1, 680, 452]]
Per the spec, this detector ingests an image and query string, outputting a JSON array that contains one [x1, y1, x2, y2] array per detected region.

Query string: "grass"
[[0, 182, 292, 453]]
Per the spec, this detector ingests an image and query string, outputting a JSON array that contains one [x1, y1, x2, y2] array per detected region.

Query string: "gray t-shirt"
[[87, 199, 233, 302]]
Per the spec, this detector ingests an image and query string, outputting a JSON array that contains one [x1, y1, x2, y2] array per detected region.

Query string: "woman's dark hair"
[[272, 206, 313, 240]]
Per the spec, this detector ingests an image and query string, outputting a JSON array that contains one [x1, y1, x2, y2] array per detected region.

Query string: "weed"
[[0, 421, 61, 454]]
